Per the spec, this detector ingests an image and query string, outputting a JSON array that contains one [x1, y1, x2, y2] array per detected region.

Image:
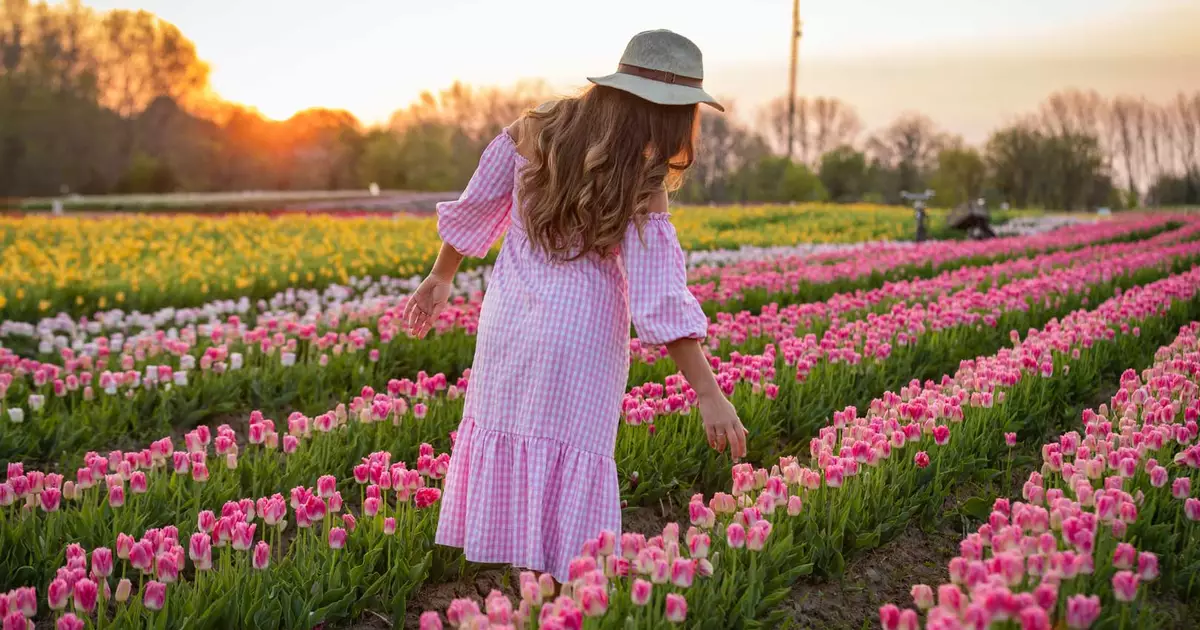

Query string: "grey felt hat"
[[587, 29, 724, 112]]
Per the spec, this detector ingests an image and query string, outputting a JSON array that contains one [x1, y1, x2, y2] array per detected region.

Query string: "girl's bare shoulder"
[[505, 102, 557, 161]]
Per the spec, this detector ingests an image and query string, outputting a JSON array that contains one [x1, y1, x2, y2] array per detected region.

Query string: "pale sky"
[[80, 0, 1200, 142]]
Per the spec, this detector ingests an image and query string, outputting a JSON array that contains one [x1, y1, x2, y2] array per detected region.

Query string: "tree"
[[1108, 95, 1147, 199], [985, 123, 1043, 209], [678, 104, 770, 203], [866, 113, 943, 200], [729, 156, 826, 203], [758, 95, 861, 165], [95, 9, 209, 117], [932, 142, 986, 208], [818, 146, 868, 202]]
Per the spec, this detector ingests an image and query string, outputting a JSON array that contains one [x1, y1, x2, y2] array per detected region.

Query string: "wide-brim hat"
[[587, 29, 724, 112]]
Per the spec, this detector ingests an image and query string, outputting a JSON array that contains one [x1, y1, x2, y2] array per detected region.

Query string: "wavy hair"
[[517, 86, 698, 262]]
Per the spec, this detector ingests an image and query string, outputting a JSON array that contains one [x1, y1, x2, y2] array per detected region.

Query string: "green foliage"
[[818, 146, 869, 202], [931, 145, 986, 208], [729, 156, 828, 203], [115, 153, 178, 194]]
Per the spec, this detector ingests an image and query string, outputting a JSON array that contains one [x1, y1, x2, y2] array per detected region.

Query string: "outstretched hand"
[[403, 274, 453, 339], [698, 391, 748, 461]]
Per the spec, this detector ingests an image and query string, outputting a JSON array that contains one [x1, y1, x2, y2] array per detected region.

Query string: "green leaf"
[[960, 496, 992, 521], [971, 468, 1001, 482], [854, 530, 881, 551]]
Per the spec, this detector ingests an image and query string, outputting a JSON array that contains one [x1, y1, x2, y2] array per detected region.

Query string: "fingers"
[[705, 424, 720, 450], [726, 423, 747, 461]]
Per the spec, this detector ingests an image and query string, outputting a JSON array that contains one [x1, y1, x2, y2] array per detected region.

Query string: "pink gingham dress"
[[434, 131, 708, 581]]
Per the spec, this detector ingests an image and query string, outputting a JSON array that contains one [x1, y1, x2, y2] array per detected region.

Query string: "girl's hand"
[[698, 391, 748, 461], [403, 274, 453, 339]]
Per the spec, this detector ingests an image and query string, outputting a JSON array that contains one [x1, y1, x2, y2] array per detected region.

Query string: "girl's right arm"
[[666, 337, 747, 460], [624, 188, 747, 461]]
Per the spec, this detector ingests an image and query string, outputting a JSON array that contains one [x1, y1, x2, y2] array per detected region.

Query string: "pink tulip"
[[156, 551, 180, 583], [5, 588, 30, 619], [116, 532, 134, 560], [48, 578, 69, 610], [115, 579, 132, 603], [419, 611, 444, 630], [914, 452, 930, 468], [787, 495, 803, 516], [190, 533, 213, 570], [1112, 570, 1138, 602], [304, 496, 326, 522], [1174, 477, 1191, 500], [1065, 594, 1101, 629], [363, 497, 380, 517], [329, 527, 347, 550], [317, 475, 337, 498], [825, 463, 844, 488], [39, 488, 61, 512], [56, 614, 85, 630], [628, 578, 653, 607], [897, 609, 919, 630], [726, 522, 746, 549], [107, 484, 126, 508], [1187, 498, 1200, 521], [413, 403, 428, 419], [1033, 582, 1057, 610], [671, 558, 697, 588], [1138, 552, 1159, 581], [342, 513, 357, 532], [1, 611, 23, 630], [232, 522, 257, 551], [933, 425, 950, 446], [937, 584, 965, 616], [688, 532, 711, 559], [1019, 605, 1050, 630], [129, 540, 154, 572], [0, 483, 14, 507], [747, 520, 772, 551], [578, 585, 608, 617], [72, 578, 98, 612], [253, 541, 271, 570], [664, 593, 687, 623], [92, 547, 114, 577], [415, 487, 442, 509], [446, 599, 481, 626], [383, 517, 397, 535], [1113, 542, 1136, 569], [130, 471, 148, 493], [197, 510, 217, 533], [192, 461, 209, 483], [1005, 432, 1017, 447], [879, 604, 901, 630], [910, 584, 934, 610], [143, 581, 166, 611]]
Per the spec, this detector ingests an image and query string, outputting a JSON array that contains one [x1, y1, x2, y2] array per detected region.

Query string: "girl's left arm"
[[404, 127, 518, 337]]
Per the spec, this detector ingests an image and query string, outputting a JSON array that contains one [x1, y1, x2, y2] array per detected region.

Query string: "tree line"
[[2, 0, 1198, 209]]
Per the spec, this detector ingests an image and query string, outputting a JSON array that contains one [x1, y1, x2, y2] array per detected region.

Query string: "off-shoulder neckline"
[[500, 129, 531, 164]]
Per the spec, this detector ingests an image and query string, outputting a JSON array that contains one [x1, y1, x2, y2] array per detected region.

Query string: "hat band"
[[617, 63, 703, 89]]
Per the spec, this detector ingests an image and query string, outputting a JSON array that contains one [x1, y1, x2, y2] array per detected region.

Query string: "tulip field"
[[2, 206, 1200, 629]]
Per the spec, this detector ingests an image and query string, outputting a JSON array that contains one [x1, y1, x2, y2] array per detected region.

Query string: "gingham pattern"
[[435, 132, 707, 581]]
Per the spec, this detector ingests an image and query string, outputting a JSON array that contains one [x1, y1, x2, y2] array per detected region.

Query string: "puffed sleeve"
[[436, 132, 517, 257], [623, 213, 709, 345]]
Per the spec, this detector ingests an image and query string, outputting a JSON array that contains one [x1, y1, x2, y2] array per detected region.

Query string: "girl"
[[403, 29, 747, 582]]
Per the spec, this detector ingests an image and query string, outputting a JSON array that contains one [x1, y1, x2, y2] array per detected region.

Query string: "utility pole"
[[786, 0, 801, 159]]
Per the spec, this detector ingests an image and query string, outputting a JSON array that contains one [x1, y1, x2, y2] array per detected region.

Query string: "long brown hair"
[[518, 86, 698, 262]]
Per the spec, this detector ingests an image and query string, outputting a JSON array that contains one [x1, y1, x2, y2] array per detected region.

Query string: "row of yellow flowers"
[[0, 204, 956, 321]]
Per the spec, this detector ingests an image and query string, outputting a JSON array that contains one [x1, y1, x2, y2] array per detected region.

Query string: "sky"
[[81, 0, 1200, 142]]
